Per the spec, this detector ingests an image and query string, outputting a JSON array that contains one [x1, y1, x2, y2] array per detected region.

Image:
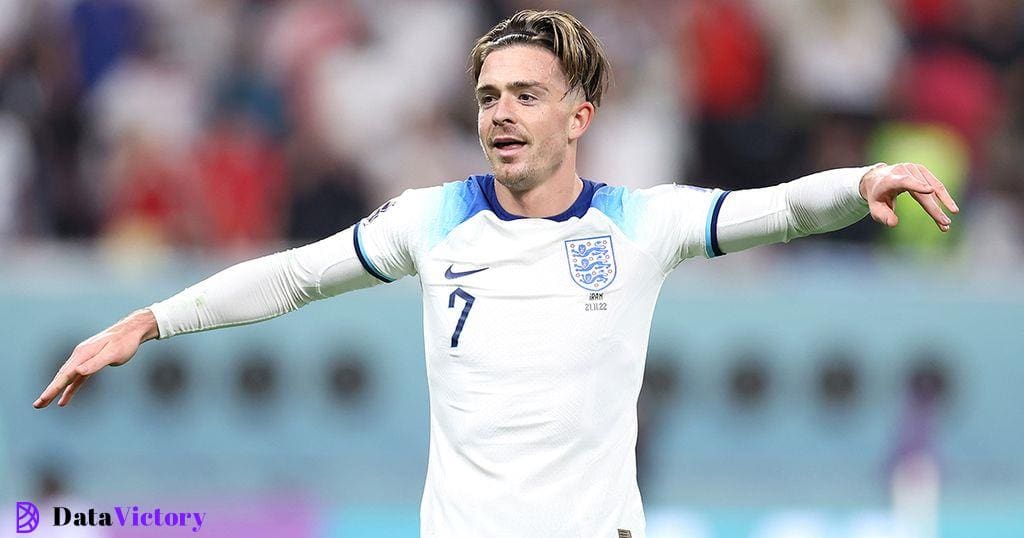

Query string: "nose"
[[491, 95, 516, 126]]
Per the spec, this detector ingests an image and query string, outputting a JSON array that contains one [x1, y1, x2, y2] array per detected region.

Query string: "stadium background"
[[1, 0, 1022, 536]]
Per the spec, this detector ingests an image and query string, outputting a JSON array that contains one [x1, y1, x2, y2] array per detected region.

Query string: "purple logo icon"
[[16, 501, 40, 533]]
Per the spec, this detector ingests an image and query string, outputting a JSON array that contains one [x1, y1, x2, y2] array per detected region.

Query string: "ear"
[[568, 100, 595, 142]]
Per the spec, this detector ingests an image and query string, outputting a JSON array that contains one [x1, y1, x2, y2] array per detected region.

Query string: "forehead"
[[477, 45, 568, 90]]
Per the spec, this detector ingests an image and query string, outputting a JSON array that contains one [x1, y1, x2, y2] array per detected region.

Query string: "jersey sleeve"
[[613, 166, 872, 271], [353, 187, 440, 282], [149, 186, 442, 339], [149, 226, 380, 339], [618, 184, 728, 272], [715, 166, 871, 254]]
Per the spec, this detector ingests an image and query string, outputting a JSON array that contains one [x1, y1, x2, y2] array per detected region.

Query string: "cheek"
[[535, 119, 566, 150]]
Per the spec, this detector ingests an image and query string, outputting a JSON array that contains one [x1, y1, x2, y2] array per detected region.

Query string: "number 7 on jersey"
[[447, 288, 475, 347]]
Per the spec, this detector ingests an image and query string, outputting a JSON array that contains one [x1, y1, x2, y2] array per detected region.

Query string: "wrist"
[[859, 162, 888, 201], [124, 309, 160, 343]]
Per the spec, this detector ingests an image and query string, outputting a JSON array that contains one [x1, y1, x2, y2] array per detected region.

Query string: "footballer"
[[36, 10, 958, 538]]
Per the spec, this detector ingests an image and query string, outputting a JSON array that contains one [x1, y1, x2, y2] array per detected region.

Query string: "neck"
[[494, 160, 582, 218]]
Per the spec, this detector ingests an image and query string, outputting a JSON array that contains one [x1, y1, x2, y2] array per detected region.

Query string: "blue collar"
[[472, 174, 606, 222]]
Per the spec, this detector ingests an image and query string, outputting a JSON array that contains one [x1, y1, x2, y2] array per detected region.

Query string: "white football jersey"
[[355, 174, 726, 538]]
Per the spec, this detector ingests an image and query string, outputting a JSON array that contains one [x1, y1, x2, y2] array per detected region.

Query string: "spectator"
[[891, 46, 1003, 163], [285, 134, 371, 243], [70, 0, 145, 92], [194, 111, 286, 249], [753, 0, 904, 114], [0, 113, 30, 243]]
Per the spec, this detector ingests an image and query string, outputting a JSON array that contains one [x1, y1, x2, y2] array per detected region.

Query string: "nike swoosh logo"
[[444, 265, 489, 279]]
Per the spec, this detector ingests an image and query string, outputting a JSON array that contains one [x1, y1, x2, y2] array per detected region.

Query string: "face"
[[475, 45, 590, 192]]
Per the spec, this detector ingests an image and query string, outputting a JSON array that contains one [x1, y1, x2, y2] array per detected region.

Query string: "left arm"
[[715, 163, 959, 254]]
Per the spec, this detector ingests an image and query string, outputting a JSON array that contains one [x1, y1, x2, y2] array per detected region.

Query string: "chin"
[[491, 161, 534, 191], [493, 168, 536, 192]]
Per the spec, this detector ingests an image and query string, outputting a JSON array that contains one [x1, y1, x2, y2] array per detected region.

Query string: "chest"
[[417, 215, 654, 299]]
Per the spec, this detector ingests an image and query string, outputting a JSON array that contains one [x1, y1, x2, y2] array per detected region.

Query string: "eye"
[[478, 95, 497, 107], [518, 93, 538, 103]]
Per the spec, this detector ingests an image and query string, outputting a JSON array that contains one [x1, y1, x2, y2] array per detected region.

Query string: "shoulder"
[[591, 183, 711, 210], [366, 181, 453, 225], [438, 175, 489, 219], [590, 182, 705, 225], [367, 175, 492, 248], [434, 175, 492, 237]]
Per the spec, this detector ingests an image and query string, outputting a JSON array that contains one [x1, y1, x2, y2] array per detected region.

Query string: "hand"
[[859, 163, 960, 231], [34, 309, 159, 408]]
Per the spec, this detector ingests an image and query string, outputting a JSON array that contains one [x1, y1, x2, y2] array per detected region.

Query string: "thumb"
[[869, 199, 899, 227]]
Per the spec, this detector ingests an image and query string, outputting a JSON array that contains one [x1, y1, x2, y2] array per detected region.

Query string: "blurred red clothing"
[[894, 47, 1002, 162], [684, 0, 767, 118], [900, 0, 957, 35], [195, 119, 287, 247], [105, 138, 201, 245]]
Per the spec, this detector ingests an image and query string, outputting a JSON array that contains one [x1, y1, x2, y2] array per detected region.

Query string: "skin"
[[476, 45, 594, 217], [34, 45, 960, 409], [859, 162, 958, 230]]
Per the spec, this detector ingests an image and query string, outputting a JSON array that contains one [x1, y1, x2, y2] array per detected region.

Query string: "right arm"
[[34, 225, 381, 408]]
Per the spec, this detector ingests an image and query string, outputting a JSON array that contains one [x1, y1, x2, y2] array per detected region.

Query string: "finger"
[[869, 199, 898, 227], [34, 366, 79, 409], [76, 352, 116, 376], [912, 164, 959, 214], [58, 374, 90, 407], [76, 341, 132, 375], [34, 341, 109, 408], [908, 190, 952, 230], [892, 173, 934, 196]]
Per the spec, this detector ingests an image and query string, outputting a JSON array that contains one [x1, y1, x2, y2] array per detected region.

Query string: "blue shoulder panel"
[[429, 176, 491, 248], [590, 184, 639, 240]]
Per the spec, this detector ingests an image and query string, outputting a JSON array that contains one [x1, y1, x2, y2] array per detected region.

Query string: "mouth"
[[491, 136, 527, 158]]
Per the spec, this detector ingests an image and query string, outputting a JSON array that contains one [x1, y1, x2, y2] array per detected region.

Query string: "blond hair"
[[469, 10, 611, 107]]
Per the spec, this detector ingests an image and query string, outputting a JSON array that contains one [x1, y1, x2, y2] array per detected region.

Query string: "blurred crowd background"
[[2, 1, 1023, 538], [0, 0, 1022, 260]]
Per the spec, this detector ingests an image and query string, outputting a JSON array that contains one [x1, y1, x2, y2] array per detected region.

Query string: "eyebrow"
[[475, 80, 550, 95]]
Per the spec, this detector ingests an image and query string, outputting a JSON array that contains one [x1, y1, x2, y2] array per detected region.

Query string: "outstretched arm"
[[715, 163, 959, 254], [34, 226, 378, 408]]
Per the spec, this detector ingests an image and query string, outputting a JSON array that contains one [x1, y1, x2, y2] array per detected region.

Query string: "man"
[[35, 10, 958, 538]]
